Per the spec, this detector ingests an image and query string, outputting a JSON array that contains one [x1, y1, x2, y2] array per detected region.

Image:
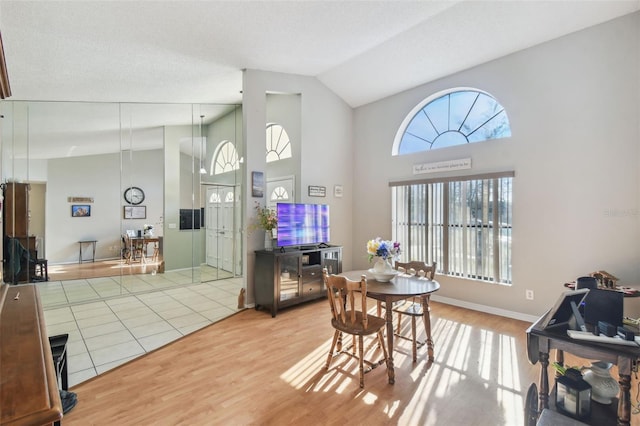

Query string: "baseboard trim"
[[431, 295, 539, 323]]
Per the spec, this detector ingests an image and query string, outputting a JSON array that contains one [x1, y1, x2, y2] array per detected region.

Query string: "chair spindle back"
[[323, 268, 368, 328]]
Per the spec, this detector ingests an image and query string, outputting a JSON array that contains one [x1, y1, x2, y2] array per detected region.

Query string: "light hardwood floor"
[[48, 258, 165, 281], [62, 299, 640, 425]]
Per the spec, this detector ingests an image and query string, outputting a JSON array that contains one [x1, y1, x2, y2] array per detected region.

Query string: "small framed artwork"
[[71, 204, 91, 217], [334, 185, 343, 198], [123, 205, 146, 219], [308, 185, 326, 197], [252, 171, 264, 197]]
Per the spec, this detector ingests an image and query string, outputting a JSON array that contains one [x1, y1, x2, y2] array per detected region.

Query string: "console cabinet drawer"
[[302, 266, 322, 282], [303, 281, 324, 296]]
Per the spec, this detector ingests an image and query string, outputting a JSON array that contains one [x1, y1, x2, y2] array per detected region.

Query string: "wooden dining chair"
[[323, 268, 389, 388], [375, 260, 435, 316], [122, 234, 132, 264], [150, 240, 160, 263], [392, 260, 436, 362]]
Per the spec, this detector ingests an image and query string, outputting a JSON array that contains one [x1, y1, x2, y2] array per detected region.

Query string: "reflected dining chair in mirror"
[[392, 260, 436, 362], [123, 233, 144, 264], [323, 268, 389, 388]]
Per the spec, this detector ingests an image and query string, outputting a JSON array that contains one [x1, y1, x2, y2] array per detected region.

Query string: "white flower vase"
[[370, 257, 397, 282], [264, 230, 273, 251], [373, 257, 393, 273], [583, 361, 619, 404]]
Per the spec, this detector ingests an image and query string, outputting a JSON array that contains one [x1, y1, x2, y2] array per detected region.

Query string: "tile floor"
[[39, 269, 243, 387]]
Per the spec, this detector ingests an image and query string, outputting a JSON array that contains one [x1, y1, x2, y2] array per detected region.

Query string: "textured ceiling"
[[3, 0, 639, 108], [2, 1, 639, 160]]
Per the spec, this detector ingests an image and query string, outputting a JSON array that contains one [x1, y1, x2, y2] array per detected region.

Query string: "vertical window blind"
[[391, 172, 513, 284]]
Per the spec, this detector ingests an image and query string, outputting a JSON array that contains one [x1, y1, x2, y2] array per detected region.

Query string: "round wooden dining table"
[[340, 269, 440, 384]]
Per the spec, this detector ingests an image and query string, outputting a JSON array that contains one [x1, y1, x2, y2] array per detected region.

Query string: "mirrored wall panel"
[[0, 101, 243, 306]]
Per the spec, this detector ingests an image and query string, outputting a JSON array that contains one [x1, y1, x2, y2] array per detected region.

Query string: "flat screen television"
[[276, 203, 330, 247]]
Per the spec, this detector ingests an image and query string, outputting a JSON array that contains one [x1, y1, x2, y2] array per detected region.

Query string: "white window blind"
[[391, 172, 513, 284]]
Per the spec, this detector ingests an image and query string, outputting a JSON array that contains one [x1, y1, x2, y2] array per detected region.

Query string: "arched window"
[[211, 140, 240, 175], [266, 123, 292, 162], [394, 88, 511, 155], [270, 186, 290, 202], [209, 192, 221, 203]]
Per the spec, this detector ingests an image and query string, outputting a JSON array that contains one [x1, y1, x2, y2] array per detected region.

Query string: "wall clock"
[[124, 186, 145, 205]]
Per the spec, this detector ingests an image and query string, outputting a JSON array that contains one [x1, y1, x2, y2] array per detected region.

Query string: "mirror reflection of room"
[[0, 101, 243, 305]]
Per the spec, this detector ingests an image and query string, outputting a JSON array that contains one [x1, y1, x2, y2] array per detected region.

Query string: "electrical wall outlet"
[[525, 289, 534, 300]]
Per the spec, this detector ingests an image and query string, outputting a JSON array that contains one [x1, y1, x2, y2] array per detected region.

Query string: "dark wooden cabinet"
[[4, 182, 30, 237], [2, 182, 35, 283], [254, 245, 342, 317]]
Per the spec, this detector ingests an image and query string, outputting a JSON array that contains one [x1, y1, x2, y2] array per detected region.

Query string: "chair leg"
[[411, 316, 417, 362], [377, 330, 389, 366], [396, 312, 403, 334], [351, 335, 356, 356], [358, 335, 365, 388], [326, 330, 340, 370], [375, 330, 391, 381]]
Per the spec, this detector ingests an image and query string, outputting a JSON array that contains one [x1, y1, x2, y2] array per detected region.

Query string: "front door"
[[205, 185, 236, 274], [266, 176, 295, 211]]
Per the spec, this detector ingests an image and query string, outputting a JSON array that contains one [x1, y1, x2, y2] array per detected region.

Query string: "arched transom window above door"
[[270, 185, 290, 202], [211, 140, 240, 175], [266, 123, 292, 162], [393, 88, 511, 155]]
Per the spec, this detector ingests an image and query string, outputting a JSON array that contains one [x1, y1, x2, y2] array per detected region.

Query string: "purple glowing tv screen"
[[276, 203, 330, 247]]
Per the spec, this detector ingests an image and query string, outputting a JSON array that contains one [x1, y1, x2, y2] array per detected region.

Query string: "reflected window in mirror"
[[212, 140, 240, 175], [209, 192, 221, 204], [265, 123, 292, 162]]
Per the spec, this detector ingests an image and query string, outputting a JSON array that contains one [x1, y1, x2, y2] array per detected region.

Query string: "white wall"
[[47, 149, 163, 264], [242, 69, 354, 304], [352, 12, 640, 319]]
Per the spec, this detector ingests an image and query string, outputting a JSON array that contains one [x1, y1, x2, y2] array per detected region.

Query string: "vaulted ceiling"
[[3, 1, 639, 108]]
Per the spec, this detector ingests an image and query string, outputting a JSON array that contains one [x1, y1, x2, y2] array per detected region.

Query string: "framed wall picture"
[[308, 185, 326, 197], [252, 171, 264, 197], [123, 205, 146, 219], [71, 204, 91, 217]]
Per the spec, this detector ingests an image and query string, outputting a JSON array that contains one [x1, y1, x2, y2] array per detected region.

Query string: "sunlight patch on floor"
[[279, 339, 332, 389], [277, 306, 529, 425]]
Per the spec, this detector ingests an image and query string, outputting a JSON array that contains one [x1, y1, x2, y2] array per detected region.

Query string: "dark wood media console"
[[254, 245, 342, 317]]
